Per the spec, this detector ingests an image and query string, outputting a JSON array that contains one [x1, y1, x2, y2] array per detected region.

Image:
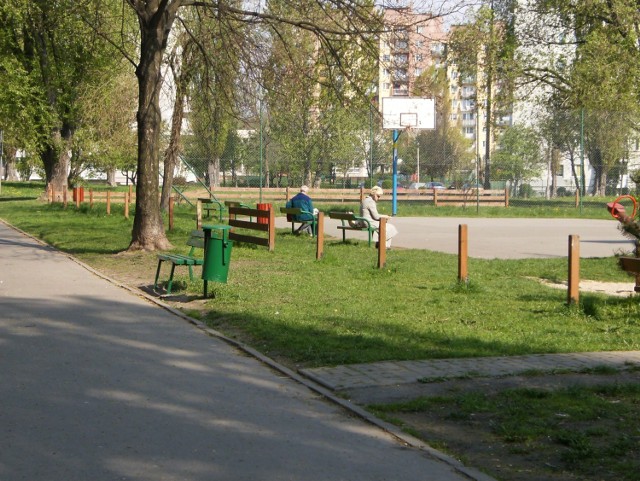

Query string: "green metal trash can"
[[201, 224, 233, 296]]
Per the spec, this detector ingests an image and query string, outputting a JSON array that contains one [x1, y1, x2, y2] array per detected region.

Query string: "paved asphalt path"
[[0, 221, 488, 481], [276, 216, 634, 259]]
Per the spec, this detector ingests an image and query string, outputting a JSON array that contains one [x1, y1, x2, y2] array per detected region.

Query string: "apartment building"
[[378, 6, 447, 103]]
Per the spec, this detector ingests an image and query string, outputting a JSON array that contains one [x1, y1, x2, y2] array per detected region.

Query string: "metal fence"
[[174, 107, 640, 211]]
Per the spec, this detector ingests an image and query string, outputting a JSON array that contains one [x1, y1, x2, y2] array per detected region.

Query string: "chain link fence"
[[173, 107, 640, 211]]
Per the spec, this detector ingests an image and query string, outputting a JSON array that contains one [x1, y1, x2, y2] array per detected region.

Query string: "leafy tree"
[[74, 65, 138, 187], [492, 125, 543, 195], [116, 0, 383, 250], [413, 66, 474, 182], [524, 0, 640, 195], [0, 0, 125, 196], [448, 0, 518, 188]]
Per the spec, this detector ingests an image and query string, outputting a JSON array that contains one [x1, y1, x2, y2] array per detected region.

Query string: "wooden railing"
[[189, 186, 509, 207]]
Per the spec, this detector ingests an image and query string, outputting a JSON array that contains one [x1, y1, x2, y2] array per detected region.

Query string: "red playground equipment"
[[607, 194, 640, 293]]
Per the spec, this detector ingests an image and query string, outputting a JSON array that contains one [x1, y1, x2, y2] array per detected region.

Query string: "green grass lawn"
[[1, 184, 638, 368]]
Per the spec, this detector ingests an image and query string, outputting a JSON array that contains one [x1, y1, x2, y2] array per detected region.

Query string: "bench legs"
[[155, 260, 196, 294]]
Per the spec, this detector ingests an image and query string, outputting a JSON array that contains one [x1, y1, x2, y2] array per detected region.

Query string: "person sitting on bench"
[[359, 186, 398, 248], [286, 185, 317, 235]]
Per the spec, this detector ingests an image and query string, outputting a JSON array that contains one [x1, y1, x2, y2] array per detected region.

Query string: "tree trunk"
[[43, 129, 71, 200], [160, 86, 185, 210], [5, 148, 19, 181], [128, 4, 179, 252], [208, 159, 220, 189], [161, 39, 192, 211], [106, 168, 117, 186], [550, 148, 560, 197]]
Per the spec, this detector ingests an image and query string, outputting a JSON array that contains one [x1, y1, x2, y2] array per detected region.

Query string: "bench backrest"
[[329, 212, 356, 221], [186, 230, 205, 250]]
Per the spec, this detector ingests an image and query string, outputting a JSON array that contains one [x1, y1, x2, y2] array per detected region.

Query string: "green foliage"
[[493, 126, 544, 194]]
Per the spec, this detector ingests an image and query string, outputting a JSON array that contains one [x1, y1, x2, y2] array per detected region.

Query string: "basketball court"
[[276, 216, 634, 259]]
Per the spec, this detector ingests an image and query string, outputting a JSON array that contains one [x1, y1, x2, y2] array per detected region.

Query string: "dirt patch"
[[349, 370, 640, 481], [534, 277, 637, 297]]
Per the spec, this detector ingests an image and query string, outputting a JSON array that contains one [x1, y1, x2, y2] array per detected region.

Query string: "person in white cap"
[[360, 186, 398, 248], [286, 185, 316, 235]]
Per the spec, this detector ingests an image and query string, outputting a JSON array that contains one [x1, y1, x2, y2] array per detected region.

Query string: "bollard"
[[316, 211, 324, 260], [568, 235, 580, 305], [377, 217, 387, 269], [458, 224, 468, 283]]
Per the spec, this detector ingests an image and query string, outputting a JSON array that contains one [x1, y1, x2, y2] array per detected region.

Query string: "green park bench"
[[328, 211, 375, 247], [154, 230, 205, 294], [280, 207, 317, 237]]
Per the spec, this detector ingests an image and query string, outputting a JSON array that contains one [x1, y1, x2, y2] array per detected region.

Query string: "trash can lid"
[[202, 224, 232, 231]]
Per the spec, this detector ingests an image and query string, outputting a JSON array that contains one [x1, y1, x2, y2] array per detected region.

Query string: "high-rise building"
[[378, 6, 447, 104]]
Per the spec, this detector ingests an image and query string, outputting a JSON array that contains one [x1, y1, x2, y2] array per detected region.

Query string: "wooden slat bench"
[[154, 230, 205, 294], [328, 212, 375, 247], [280, 207, 317, 236]]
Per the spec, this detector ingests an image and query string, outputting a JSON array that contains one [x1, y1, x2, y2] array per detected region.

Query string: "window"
[[416, 26, 423, 34], [462, 113, 475, 120], [415, 40, 423, 48], [396, 40, 408, 49], [415, 54, 423, 62], [431, 43, 444, 54], [383, 54, 390, 62], [415, 67, 422, 76], [395, 69, 408, 80], [462, 99, 475, 110], [465, 127, 475, 135]]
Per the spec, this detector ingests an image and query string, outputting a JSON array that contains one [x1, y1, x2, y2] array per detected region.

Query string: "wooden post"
[[504, 187, 509, 208], [568, 235, 580, 305], [124, 192, 129, 219], [89, 189, 94, 208], [458, 224, 468, 283], [128, 184, 133, 200], [196, 199, 203, 229], [106, 191, 111, 215], [377, 217, 387, 269], [168, 196, 174, 231], [433, 189, 439, 208], [267, 205, 275, 252], [316, 211, 324, 260], [359, 186, 365, 203], [575, 190, 579, 208], [285, 186, 290, 201]]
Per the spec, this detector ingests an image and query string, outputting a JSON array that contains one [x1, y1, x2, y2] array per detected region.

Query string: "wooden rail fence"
[[182, 186, 509, 207]]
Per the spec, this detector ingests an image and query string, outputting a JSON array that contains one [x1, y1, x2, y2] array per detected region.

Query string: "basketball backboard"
[[381, 97, 435, 130]]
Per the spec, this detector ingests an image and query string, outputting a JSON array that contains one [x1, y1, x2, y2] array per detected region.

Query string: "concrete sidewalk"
[[0, 221, 489, 481], [301, 351, 640, 391]]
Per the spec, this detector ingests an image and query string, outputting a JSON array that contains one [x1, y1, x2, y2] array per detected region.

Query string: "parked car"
[[422, 182, 446, 190], [407, 182, 427, 190]]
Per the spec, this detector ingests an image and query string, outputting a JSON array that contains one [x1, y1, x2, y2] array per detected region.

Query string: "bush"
[[556, 187, 574, 197], [518, 184, 535, 198]]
